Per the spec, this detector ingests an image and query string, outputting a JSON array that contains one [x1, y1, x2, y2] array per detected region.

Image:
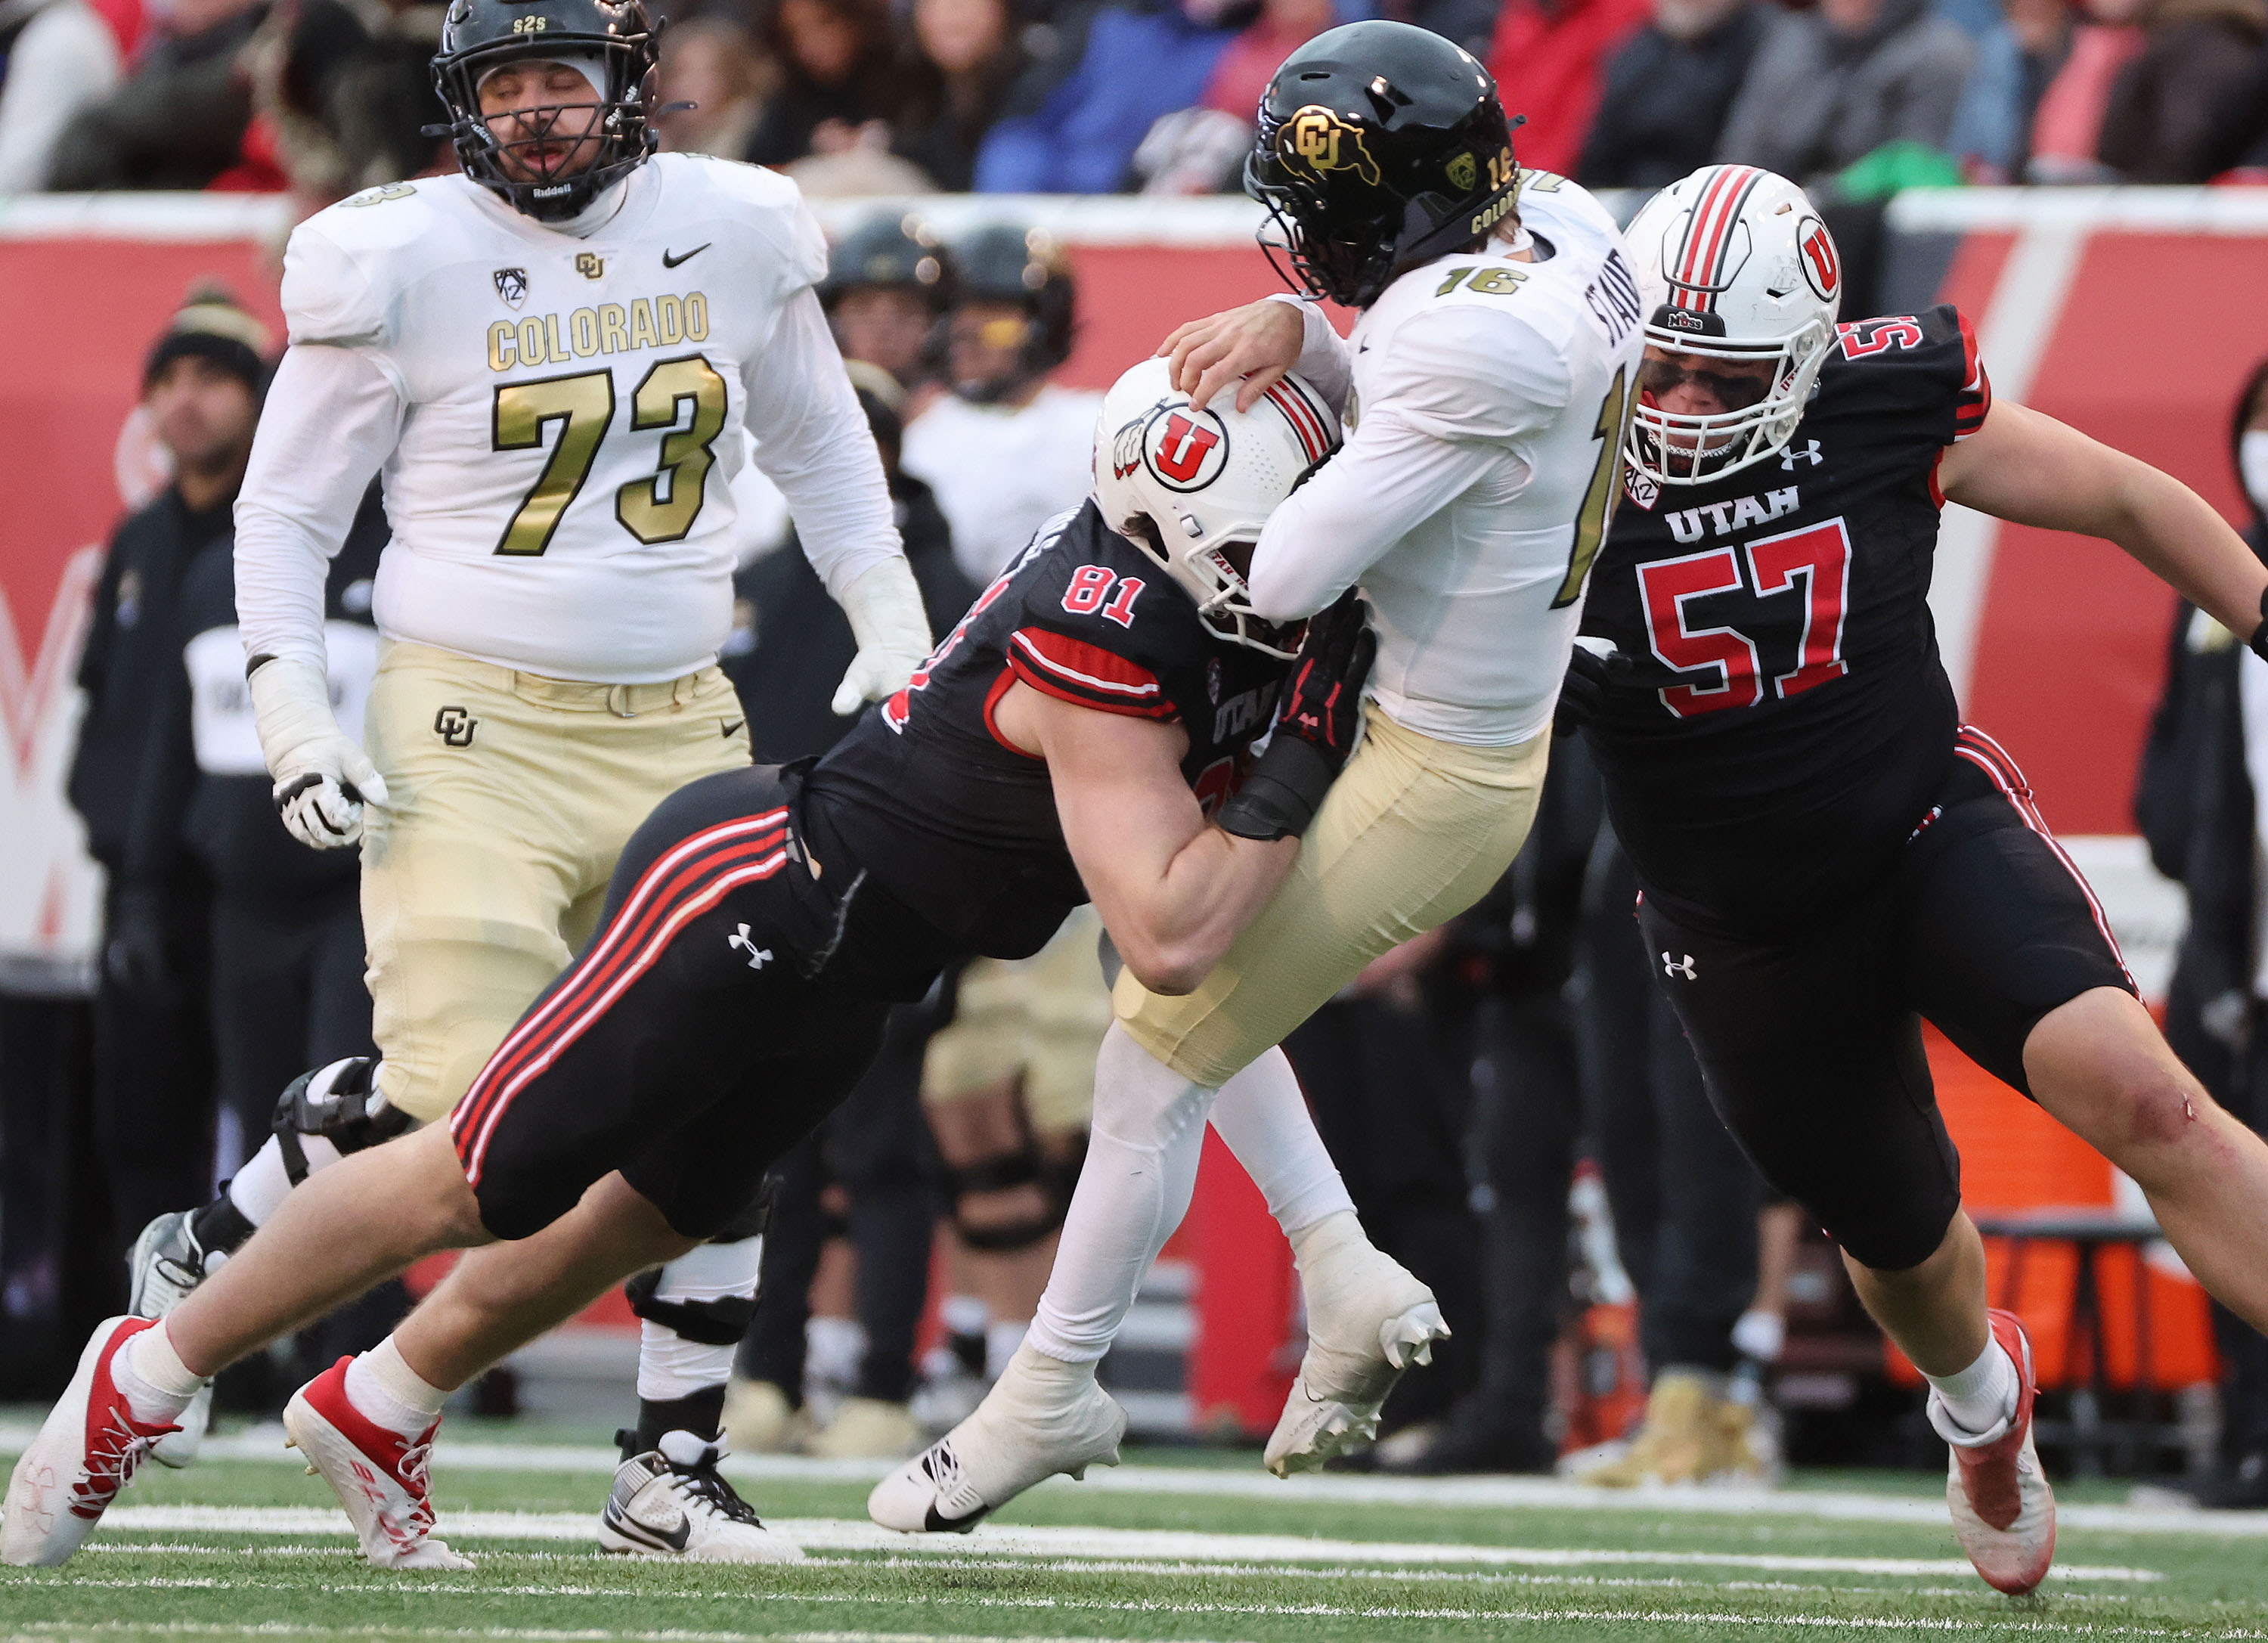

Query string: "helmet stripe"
[[1672, 166, 1741, 298], [1674, 166, 1763, 314], [1263, 379, 1331, 463]]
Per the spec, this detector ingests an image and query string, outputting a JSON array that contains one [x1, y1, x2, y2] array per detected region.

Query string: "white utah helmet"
[[1622, 165, 1843, 485], [1092, 355, 1340, 659]]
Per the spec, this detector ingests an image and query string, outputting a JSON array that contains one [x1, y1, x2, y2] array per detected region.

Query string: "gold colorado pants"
[[1116, 702, 1550, 1090], [359, 640, 751, 1122]]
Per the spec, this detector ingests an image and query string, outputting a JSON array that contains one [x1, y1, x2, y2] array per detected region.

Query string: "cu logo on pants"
[[434, 705, 478, 748]]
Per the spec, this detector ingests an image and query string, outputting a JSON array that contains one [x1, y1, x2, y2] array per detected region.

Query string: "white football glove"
[[831, 555, 934, 716], [249, 656, 389, 850]]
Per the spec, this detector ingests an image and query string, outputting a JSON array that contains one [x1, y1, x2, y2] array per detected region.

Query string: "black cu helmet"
[[946, 222, 1077, 401], [820, 212, 957, 314], [432, 0, 661, 222], [1246, 20, 1519, 310]]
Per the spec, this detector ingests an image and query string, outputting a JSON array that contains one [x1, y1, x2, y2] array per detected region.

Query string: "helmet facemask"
[[1627, 318, 1833, 485], [434, 26, 660, 222], [1123, 516, 1308, 660]]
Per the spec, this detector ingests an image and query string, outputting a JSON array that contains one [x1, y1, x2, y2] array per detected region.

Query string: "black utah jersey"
[[807, 499, 1287, 960], [1580, 304, 1992, 940]]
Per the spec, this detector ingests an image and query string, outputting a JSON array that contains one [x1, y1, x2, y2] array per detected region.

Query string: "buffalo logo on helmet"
[[1281, 106, 1381, 187], [1797, 217, 1839, 302], [1445, 151, 1477, 191], [1144, 406, 1230, 491], [493, 267, 529, 308]]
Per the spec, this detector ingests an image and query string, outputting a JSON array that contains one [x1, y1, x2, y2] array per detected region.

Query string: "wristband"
[[1216, 736, 1337, 842]]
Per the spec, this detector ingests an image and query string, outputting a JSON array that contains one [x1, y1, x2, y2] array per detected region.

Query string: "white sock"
[[345, 1337, 451, 1439], [805, 1315, 866, 1386], [1926, 1336, 2019, 1444], [1026, 1024, 1216, 1364], [940, 1294, 990, 1339], [1208, 1046, 1356, 1236], [115, 1320, 205, 1425], [635, 1238, 763, 1400], [225, 1132, 342, 1228], [1731, 1308, 1786, 1364], [984, 1318, 1028, 1381]]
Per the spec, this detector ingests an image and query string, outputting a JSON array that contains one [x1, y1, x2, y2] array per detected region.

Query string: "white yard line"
[[87, 1507, 2159, 1583], [2, 1629, 1210, 1643], [0, 1582, 2240, 1638], [6, 1424, 2255, 1539]]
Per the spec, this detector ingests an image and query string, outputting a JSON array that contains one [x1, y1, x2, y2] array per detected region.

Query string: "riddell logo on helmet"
[[1142, 406, 1229, 492], [1282, 107, 1380, 186]]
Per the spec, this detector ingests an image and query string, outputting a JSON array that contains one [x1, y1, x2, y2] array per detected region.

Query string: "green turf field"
[[7, 1417, 2268, 1642]]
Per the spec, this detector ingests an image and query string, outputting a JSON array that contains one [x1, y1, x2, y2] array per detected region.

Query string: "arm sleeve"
[[1265, 294, 1353, 413], [1244, 306, 1571, 621], [742, 287, 904, 602], [233, 343, 405, 669]]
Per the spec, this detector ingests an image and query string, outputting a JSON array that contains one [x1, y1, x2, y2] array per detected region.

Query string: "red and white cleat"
[[1935, 1309, 2056, 1595], [283, 1358, 472, 1571], [2, 1316, 180, 1567]]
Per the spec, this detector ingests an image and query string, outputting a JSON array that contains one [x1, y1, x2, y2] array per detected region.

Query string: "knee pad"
[[271, 1058, 415, 1188], [945, 1138, 1080, 1253], [624, 1263, 761, 1346]]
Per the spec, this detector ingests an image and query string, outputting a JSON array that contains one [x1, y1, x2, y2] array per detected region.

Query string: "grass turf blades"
[[5, 1425, 2267, 1642]]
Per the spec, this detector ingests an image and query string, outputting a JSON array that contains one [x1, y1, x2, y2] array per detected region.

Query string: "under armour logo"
[[1662, 952, 1697, 980], [727, 925, 772, 969], [1780, 439, 1823, 470]]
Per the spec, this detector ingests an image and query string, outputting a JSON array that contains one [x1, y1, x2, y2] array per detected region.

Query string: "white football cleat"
[[2, 1316, 181, 1567], [869, 1342, 1126, 1533], [599, 1430, 804, 1562], [1266, 1230, 1448, 1477], [282, 1357, 471, 1571], [1935, 1309, 2056, 1595], [126, 1211, 216, 1468]]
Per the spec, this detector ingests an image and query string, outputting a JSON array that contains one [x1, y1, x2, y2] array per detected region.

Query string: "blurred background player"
[[900, 222, 1104, 585], [67, 292, 268, 1278], [114, 0, 929, 1561], [717, 372, 978, 1461], [819, 212, 958, 408]]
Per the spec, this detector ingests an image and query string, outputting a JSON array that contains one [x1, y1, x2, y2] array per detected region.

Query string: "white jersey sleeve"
[[1247, 305, 1570, 622], [742, 284, 901, 602], [234, 344, 407, 670], [1248, 177, 1645, 746], [1263, 293, 1353, 413]]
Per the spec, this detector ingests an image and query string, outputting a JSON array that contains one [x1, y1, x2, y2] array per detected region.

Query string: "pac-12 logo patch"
[[1797, 216, 1839, 302], [1622, 467, 1661, 511], [1281, 106, 1380, 186], [493, 267, 528, 308], [1143, 405, 1229, 492]]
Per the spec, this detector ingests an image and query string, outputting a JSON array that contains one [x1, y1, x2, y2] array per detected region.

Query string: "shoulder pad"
[[664, 154, 827, 291], [1825, 303, 1991, 443], [1005, 513, 1193, 721]]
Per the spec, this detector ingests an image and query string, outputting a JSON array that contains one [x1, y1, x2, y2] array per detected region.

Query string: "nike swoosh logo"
[[662, 244, 711, 268], [722, 718, 744, 738]]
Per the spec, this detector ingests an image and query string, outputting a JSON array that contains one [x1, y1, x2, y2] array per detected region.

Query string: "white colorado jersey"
[[900, 383, 1103, 584], [1253, 175, 1646, 746], [238, 156, 897, 684]]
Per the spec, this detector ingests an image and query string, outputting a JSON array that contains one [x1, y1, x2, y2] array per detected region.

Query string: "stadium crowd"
[[0, 0, 2263, 200]]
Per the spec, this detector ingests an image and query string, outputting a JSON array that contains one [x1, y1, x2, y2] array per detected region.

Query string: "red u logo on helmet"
[[1152, 414, 1221, 483]]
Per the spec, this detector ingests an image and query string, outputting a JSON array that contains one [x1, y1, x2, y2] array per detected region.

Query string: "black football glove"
[[1553, 640, 1633, 738], [1218, 590, 1377, 842], [2250, 586, 2268, 668]]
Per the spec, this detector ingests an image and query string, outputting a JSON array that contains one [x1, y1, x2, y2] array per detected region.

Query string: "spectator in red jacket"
[[1487, 0, 1651, 178]]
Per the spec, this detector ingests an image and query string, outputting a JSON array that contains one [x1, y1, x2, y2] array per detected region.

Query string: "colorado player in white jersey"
[[872, 20, 1647, 1530], [110, 0, 930, 1563]]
